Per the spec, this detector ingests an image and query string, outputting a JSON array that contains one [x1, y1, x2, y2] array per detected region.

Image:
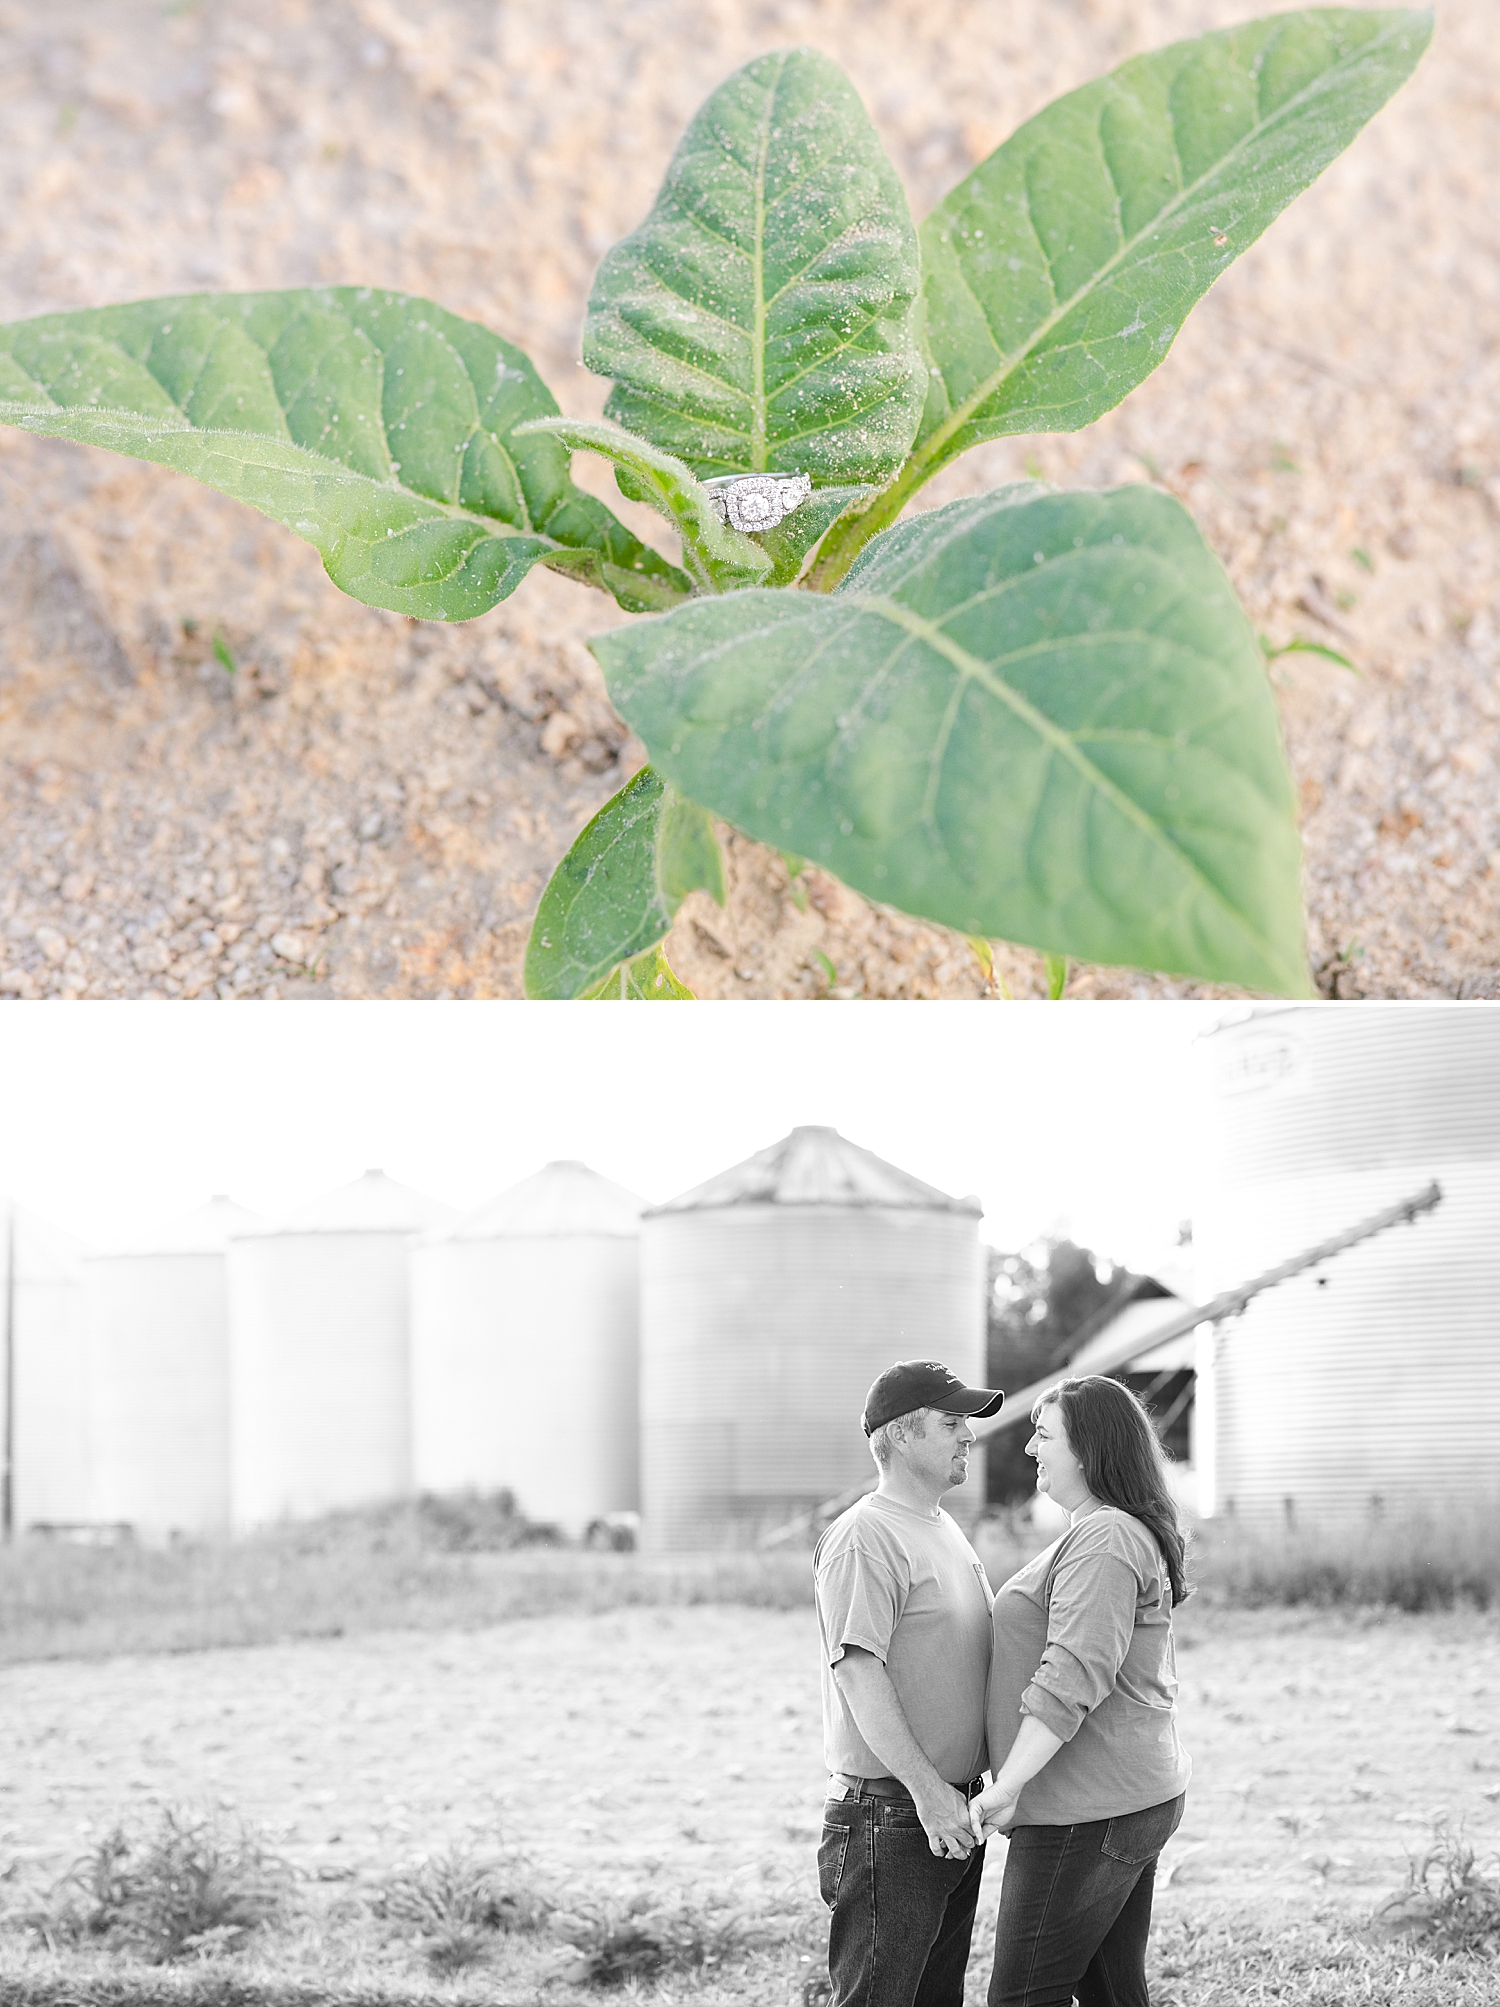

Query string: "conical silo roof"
[[94, 1195, 268, 1259], [431, 1161, 646, 1242], [0, 1196, 91, 1272], [247, 1169, 455, 1236], [648, 1126, 981, 1216]]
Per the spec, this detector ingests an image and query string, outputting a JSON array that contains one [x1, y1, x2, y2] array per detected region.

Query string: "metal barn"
[[409, 1160, 646, 1532], [1193, 1008, 1500, 1524], [84, 1197, 265, 1538], [640, 1126, 986, 1550], [226, 1169, 455, 1527], [2, 1199, 91, 1530]]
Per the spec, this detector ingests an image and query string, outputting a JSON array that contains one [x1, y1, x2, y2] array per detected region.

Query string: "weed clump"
[[313, 1487, 564, 1556], [1376, 1819, 1500, 1957], [372, 1844, 549, 1975], [548, 1888, 808, 1988], [34, 1806, 295, 1963]]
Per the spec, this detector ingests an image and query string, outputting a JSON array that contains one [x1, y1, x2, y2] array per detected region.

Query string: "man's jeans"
[[819, 1779, 986, 2007], [987, 1793, 1186, 2007]]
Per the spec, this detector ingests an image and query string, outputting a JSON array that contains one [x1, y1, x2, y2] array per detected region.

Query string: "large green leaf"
[[594, 485, 1310, 995], [524, 765, 725, 999], [516, 417, 771, 593], [0, 289, 690, 617], [916, 8, 1431, 471], [583, 48, 925, 485]]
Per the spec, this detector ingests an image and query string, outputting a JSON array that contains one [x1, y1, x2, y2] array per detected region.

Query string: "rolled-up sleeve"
[[1020, 1550, 1139, 1741], [818, 1549, 905, 1667]]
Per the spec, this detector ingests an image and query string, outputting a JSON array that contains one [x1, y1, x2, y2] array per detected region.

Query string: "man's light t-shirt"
[[814, 1491, 994, 1785]]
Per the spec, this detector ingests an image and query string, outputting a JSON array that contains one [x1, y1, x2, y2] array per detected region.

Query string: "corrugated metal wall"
[[640, 1206, 985, 1550], [1194, 1009, 1500, 1523]]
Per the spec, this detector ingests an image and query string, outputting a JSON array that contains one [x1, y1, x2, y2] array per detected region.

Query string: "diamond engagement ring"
[[702, 472, 812, 534]]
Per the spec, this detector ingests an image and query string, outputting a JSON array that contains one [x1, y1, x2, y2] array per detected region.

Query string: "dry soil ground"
[[1, 0, 1498, 999], [0, 1601, 1497, 2001]]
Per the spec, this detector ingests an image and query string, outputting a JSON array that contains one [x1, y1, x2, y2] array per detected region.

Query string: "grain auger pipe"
[[757, 1180, 1443, 1550]]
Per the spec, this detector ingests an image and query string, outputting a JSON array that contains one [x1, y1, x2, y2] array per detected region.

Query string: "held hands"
[[969, 1779, 1021, 1842], [915, 1781, 979, 1861]]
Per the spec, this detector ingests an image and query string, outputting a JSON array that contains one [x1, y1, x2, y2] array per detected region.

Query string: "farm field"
[[1, 1597, 1498, 2004]]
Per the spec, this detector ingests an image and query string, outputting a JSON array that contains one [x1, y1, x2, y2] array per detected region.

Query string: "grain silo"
[[2, 1198, 90, 1530], [640, 1126, 986, 1550], [409, 1160, 645, 1532], [1193, 1008, 1500, 1525], [227, 1170, 455, 1527], [84, 1197, 266, 1539]]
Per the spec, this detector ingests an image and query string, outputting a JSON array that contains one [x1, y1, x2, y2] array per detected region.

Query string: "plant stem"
[[1044, 954, 1068, 1000], [803, 449, 940, 592]]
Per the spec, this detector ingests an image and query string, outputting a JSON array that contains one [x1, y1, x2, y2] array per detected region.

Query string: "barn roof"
[[648, 1126, 981, 1217], [429, 1161, 646, 1241], [1068, 1295, 1195, 1375]]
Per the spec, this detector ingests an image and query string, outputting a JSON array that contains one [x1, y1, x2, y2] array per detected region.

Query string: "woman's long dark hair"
[[1036, 1376, 1192, 1606]]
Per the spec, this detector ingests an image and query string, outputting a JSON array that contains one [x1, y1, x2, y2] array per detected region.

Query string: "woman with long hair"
[[970, 1375, 1192, 2007]]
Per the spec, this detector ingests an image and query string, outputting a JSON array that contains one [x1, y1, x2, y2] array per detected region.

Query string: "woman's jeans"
[[820, 1778, 986, 2007], [988, 1793, 1185, 2007]]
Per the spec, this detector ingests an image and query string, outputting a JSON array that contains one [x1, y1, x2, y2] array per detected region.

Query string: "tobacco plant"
[[0, 9, 1430, 998]]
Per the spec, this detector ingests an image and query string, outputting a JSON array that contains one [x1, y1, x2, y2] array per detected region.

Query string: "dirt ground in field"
[[1, 1601, 1497, 2000], [1, 0, 1498, 1000]]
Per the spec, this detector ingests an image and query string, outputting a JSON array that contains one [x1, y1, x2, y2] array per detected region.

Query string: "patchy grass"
[[1, 1875, 820, 2005], [5, 1905, 1500, 2007], [0, 1975, 499, 2006], [4, 1491, 1499, 1670], [0, 1498, 814, 1665], [1145, 1908, 1500, 2006], [1189, 1499, 1500, 1612]]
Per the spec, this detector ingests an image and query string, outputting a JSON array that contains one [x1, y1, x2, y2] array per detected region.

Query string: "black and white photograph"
[[1, 1003, 1497, 2007], [2, 3, 1498, 2007]]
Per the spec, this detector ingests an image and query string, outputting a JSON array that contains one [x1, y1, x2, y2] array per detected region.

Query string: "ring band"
[[702, 472, 812, 534]]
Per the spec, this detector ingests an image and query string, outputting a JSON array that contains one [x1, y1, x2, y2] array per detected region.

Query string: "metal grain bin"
[[227, 1170, 455, 1527], [640, 1126, 986, 1550], [84, 1197, 266, 1539], [1193, 1008, 1500, 1524], [410, 1160, 645, 1532], [2, 1198, 90, 1530]]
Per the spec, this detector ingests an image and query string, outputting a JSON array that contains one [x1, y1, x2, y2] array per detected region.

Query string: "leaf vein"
[[864, 594, 1285, 959]]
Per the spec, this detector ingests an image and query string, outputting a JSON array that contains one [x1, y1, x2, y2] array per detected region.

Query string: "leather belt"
[[830, 1772, 984, 1800]]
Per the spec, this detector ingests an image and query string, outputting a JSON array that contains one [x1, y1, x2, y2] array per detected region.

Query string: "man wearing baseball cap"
[[813, 1360, 1004, 2007]]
